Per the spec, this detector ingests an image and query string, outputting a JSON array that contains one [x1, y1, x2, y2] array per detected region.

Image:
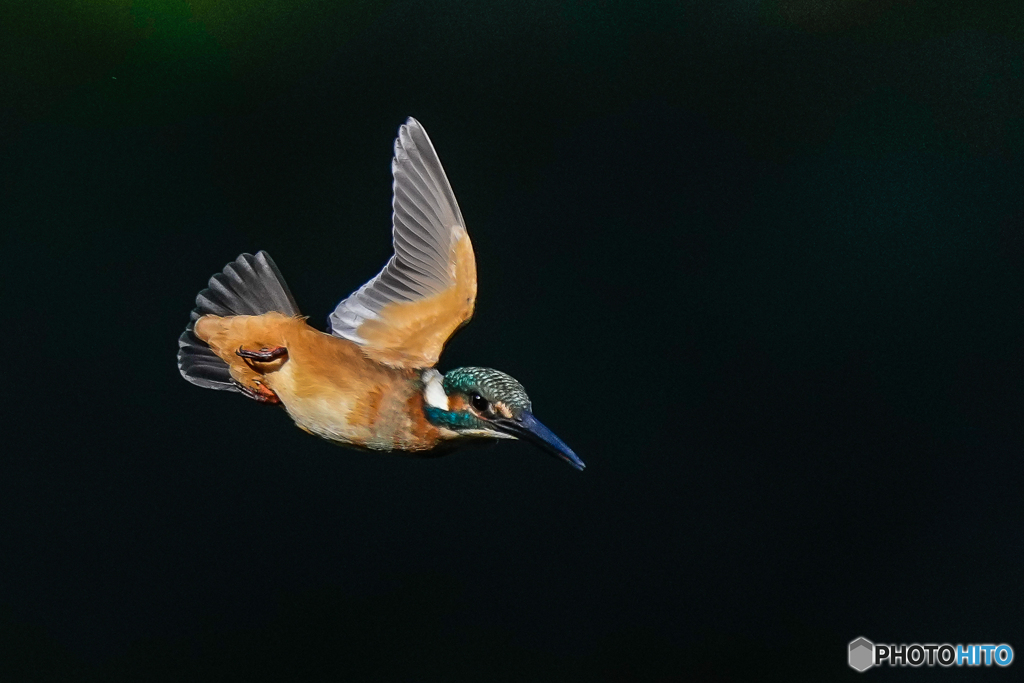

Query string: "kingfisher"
[[177, 117, 584, 471]]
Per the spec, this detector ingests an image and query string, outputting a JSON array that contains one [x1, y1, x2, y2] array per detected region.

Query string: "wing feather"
[[328, 118, 477, 368]]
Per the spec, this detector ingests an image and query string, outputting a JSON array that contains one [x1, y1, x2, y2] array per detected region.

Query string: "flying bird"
[[177, 117, 584, 471]]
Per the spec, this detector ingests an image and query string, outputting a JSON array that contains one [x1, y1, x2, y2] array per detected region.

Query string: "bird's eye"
[[470, 392, 490, 413]]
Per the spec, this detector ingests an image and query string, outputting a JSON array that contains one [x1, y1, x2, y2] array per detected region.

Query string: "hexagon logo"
[[849, 637, 874, 672]]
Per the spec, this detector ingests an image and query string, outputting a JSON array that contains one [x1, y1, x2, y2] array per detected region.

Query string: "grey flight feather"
[[328, 117, 466, 343], [177, 251, 300, 392]]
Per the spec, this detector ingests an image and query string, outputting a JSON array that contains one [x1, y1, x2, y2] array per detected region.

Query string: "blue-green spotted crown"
[[443, 367, 532, 412]]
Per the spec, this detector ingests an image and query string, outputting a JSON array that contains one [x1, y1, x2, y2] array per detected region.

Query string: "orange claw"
[[237, 379, 281, 404], [236, 345, 288, 362]]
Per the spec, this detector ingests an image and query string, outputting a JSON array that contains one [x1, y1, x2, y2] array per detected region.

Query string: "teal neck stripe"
[[424, 406, 485, 431]]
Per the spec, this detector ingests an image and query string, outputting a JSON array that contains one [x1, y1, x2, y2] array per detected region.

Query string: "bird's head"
[[421, 367, 584, 471]]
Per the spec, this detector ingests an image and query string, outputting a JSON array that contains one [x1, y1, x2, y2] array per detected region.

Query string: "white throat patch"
[[422, 369, 450, 411]]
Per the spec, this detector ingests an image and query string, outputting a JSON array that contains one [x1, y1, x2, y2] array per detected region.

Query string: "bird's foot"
[[236, 379, 280, 404], [236, 345, 288, 362]]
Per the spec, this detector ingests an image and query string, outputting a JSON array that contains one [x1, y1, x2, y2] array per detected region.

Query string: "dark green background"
[[2, 1, 1022, 680]]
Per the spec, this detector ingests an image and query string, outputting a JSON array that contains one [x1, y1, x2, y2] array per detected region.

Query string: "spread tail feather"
[[177, 251, 300, 392]]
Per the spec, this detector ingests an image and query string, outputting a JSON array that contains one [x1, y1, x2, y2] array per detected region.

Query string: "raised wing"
[[328, 118, 477, 368]]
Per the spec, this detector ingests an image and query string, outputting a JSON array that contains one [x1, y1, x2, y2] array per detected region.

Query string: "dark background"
[[2, 1, 1022, 680]]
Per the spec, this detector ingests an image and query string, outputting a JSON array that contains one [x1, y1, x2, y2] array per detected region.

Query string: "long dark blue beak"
[[493, 411, 585, 471]]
